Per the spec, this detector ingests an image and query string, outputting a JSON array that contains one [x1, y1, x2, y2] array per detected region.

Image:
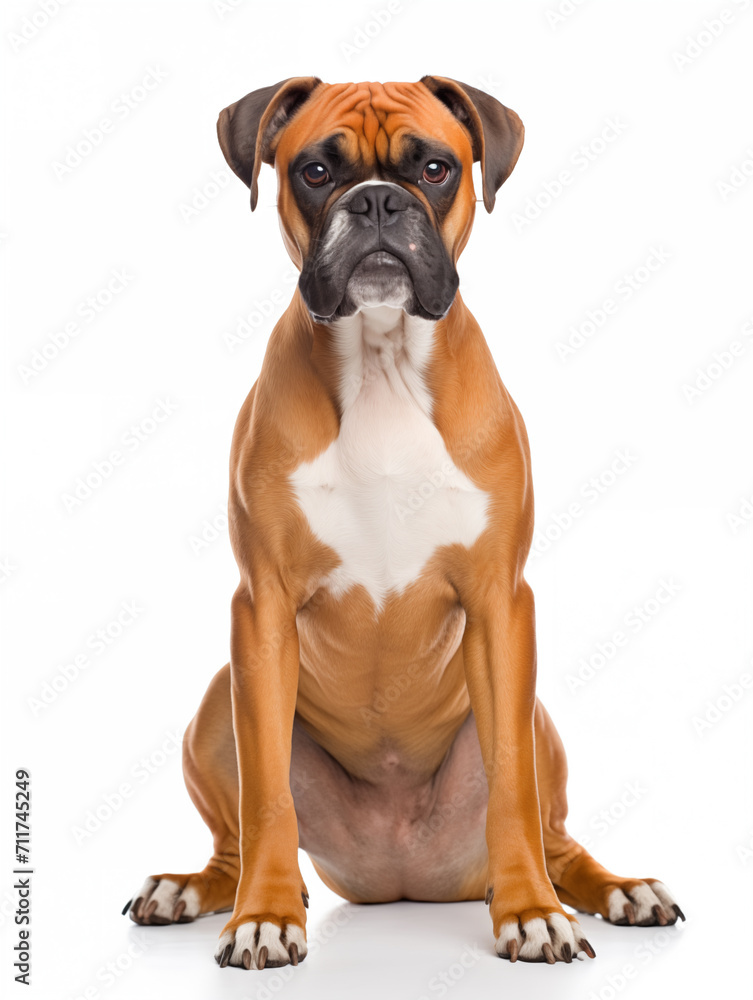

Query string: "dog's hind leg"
[[125, 663, 241, 925], [535, 700, 685, 931]]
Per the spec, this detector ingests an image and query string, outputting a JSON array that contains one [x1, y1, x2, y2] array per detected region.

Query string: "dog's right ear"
[[217, 77, 322, 211]]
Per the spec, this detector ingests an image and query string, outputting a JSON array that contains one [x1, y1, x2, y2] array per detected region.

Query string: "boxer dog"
[[124, 78, 684, 969]]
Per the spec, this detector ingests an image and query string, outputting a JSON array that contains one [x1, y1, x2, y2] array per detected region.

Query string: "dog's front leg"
[[461, 580, 591, 964], [214, 585, 308, 971]]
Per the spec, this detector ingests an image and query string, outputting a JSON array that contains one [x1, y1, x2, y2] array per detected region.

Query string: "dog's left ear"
[[421, 76, 524, 213], [217, 76, 323, 211]]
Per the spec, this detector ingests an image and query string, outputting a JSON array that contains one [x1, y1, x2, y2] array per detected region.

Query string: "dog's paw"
[[126, 876, 201, 925], [215, 918, 307, 970], [606, 879, 685, 927], [495, 910, 595, 964]]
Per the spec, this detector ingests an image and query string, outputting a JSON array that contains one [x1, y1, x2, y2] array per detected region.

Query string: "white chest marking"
[[291, 307, 489, 610]]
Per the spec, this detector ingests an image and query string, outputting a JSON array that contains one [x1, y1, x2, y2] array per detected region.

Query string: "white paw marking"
[[607, 880, 680, 924], [282, 922, 307, 959], [608, 888, 633, 922], [547, 911, 578, 950], [178, 884, 201, 918], [518, 917, 551, 960], [131, 876, 158, 917], [144, 878, 181, 920], [648, 881, 679, 915], [627, 882, 661, 922], [129, 877, 201, 923], [258, 921, 293, 964], [495, 913, 586, 961], [215, 921, 307, 969], [216, 922, 259, 968]]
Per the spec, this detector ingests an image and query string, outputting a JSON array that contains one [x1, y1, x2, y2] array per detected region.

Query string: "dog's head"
[[217, 78, 524, 323]]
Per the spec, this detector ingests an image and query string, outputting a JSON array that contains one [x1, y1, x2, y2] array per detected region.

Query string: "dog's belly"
[[290, 708, 489, 903], [293, 577, 487, 902], [295, 583, 471, 777]]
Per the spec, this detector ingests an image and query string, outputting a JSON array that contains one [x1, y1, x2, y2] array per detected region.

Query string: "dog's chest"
[[290, 310, 489, 610]]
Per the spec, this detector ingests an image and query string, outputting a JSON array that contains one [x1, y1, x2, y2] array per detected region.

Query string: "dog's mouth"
[[298, 188, 459, 324], [355, 250, 408, 269], [350, 250, 411, 282], [302, 244, 457, 324], [340, 250, 414, 313]]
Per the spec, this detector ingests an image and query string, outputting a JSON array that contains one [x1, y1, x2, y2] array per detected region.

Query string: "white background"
[[1, 0, 752, 998]]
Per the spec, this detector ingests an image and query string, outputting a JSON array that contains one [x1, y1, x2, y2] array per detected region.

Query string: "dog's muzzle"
[[298, 183, 459, 323]]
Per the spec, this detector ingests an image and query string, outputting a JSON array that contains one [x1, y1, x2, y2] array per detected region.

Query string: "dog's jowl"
[[124, 78, 684, 970]]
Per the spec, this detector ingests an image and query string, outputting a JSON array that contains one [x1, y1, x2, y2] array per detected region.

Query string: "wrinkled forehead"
[[274, 81, 473, 170]]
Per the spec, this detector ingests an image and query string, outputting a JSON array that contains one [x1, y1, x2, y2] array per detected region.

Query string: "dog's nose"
[[345, 184, 410, 227]]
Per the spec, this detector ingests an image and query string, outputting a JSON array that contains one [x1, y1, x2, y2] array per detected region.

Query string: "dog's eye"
[[302, 162, 330, 187], [422, 161, 450, 184]]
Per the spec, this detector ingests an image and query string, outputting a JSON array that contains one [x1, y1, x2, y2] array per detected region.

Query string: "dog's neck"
[[329, 306, 437, 415]]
